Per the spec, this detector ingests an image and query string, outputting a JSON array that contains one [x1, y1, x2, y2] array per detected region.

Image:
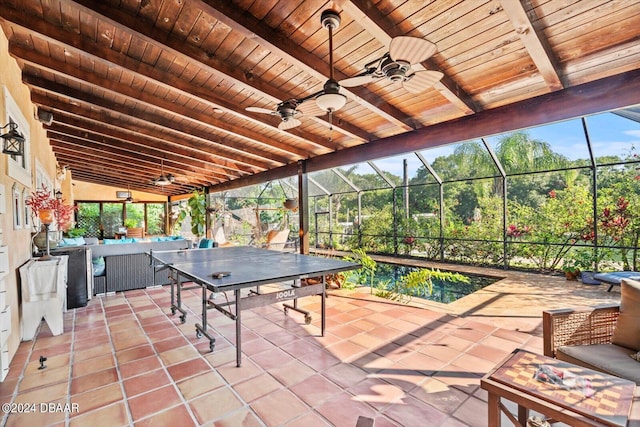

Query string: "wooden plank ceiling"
[[1, 0, 639, 196]]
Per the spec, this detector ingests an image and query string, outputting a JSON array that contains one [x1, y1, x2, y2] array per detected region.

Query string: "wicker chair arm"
[[542, 303, 620, 358]]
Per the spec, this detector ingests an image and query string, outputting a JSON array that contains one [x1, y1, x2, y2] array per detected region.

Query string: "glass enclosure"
[[210, 106, 640, 273]]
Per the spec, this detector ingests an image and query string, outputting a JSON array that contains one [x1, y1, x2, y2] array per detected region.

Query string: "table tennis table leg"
[[195, 282, 216, 352], [321, 275, 326, 337], [235, 288, 242, 367], [282, 279, 313, 325], [170, 272, 187, 324]]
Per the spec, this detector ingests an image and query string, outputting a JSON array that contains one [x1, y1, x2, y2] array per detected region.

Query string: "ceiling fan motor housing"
[[381, 58, 411, 82], [321, 9, 341, 30], [278, 101, 298, 120]]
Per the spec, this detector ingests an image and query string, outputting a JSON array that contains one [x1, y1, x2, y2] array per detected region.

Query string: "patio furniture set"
[[482, 278, 640, 426]]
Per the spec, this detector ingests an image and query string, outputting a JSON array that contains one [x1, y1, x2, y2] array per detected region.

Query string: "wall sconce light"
[[1, 122, 25, 156], [55, 189, 63, 200]]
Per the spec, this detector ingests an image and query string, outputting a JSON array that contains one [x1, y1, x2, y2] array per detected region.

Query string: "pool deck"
[[317, 251, 622, 336]]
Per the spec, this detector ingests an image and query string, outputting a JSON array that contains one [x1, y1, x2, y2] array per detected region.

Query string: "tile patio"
[[0, 268, 621, 426]]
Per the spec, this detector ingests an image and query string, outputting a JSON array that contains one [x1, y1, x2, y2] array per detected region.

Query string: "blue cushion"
[[198, 239, 214, 248], [61, 237, 85, 246], [92, 256, 105, 276], [103, 239, 119, 245]]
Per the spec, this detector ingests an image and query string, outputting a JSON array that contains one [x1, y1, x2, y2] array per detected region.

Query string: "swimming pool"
[[365, 262, 498, 304]]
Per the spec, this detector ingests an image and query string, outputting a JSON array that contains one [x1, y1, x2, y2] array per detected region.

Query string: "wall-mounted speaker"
[[37, 108, 53, 125]]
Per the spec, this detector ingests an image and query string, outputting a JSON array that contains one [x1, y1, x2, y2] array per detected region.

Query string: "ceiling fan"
[[246, 97, 323, 130], [125, 185, 135, 203], [340, 36, 443, 93], [245, 9, 346, 130], [152, 159, 175, 186], [116, 185, 138, 203]]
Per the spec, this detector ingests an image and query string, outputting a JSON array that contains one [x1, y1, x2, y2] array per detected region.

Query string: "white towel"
[[20, 258, 66, 302]]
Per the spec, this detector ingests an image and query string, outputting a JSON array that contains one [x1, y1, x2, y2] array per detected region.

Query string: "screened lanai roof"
[[210, 107, 640, 198]]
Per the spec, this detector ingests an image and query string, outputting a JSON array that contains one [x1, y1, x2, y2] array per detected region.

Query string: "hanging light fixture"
[[153, 159, 175, 186], [1, 122, 25, 156], [315, 10, 346, 113]]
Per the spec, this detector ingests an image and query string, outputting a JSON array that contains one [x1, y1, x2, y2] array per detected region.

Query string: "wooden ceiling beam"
[[499, 0, 564, 91], [55, 155, 200, 191], [196, 0, 414, 131], [54, 0, 372, 143], [23, 75, 279, 170], [51, 150, 218, 191], [55, 164, 206, 194], [14, 48, 305, 163], [30, 94, 252, 176], [51, 146, 209, 182], [53, 150, 212, 190], [48, 112, 238, 179], [47, 130, 224, 183], [339, 0, 477, 115], [67, 170, 189, 195]]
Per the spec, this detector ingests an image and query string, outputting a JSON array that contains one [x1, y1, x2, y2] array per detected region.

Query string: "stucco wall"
[[0, 28, 59, 370]]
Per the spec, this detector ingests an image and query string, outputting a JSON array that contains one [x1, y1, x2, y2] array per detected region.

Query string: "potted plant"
[[65, 227, 86, 238], [25, 184, 76, 251], [574, 249, 610, 285], [123, 218, 138, 229], [561, 259, 580, 280]]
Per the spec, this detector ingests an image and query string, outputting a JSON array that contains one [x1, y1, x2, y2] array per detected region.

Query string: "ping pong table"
[[149, 246, 359, 366]]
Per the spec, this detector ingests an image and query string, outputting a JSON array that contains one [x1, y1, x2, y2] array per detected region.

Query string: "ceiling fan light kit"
[[153, 159, 175, 186], [315, 10, 345, 113], [154, 174, 175, 186], [315, 79, 346, 112]]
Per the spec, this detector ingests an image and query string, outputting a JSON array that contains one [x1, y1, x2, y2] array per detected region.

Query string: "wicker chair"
[[542, 303, 621, 359]]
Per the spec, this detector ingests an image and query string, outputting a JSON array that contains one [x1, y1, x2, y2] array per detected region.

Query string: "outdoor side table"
[[481, 349, 637, 427]]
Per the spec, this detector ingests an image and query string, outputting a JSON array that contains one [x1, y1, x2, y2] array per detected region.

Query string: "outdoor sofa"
[[55, 237, 191, 297], [542, 279, 640, 385]]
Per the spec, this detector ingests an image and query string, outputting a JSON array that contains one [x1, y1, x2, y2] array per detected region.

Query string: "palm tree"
[[451, 132, 570, 198]]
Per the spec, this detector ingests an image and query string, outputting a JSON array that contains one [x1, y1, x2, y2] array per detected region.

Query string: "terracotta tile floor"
[[0, 273, 620, 427]]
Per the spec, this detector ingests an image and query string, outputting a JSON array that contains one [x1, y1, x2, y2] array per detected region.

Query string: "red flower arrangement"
[[25, 184, 76, 231]]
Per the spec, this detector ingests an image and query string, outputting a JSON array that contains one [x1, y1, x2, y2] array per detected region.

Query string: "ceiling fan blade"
[[403, 70, 443, 93], [340, 73, 379, 88], [278, 117, 301, 130], [297, 101, 326, 117], [389, 36, 437, 64], [246, 106, 276, 114]]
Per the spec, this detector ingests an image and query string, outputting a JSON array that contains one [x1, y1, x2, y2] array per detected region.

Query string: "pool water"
[[368, 263, 498, 304]]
